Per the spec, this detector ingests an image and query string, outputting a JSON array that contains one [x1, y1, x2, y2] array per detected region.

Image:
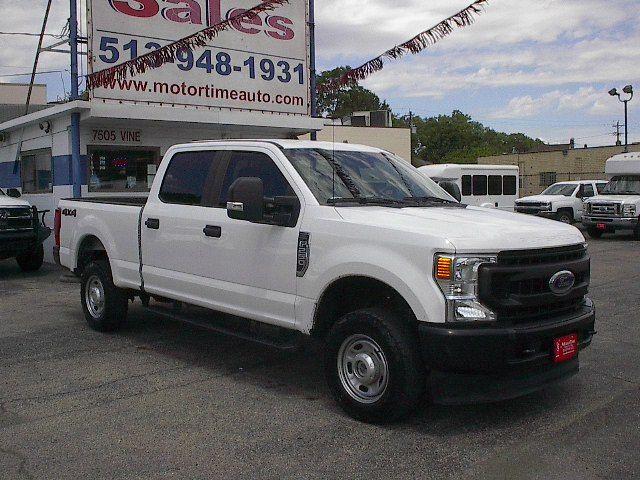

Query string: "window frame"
[[87, 145, 161, 193], [20, 148, 53, 194]]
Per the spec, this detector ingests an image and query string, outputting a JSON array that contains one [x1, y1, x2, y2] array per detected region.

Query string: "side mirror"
[[226, 177, 264, 223], [439, 181, 462, 202], [6, 188, 21, 198]]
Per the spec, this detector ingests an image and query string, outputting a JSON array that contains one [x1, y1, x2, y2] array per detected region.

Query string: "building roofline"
[[0, 100, 90, 132]]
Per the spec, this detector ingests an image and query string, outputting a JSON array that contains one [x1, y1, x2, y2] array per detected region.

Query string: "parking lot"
[[0, 235, 639, 480]]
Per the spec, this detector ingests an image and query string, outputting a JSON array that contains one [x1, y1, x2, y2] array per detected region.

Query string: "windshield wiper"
[[327, 197, 406, 207], [403, 196, 465, 207]]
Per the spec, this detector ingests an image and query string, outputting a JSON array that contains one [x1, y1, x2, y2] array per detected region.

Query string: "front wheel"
[[16, 244, 44, 272], [556, 211, 573, 224], [81, 260, 128, 332], [586, 227, 603, 239], [324, 308, 425, 423]]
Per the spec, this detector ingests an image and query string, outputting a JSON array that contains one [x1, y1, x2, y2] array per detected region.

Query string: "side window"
[[503, 175, 517, 195], [488, 175, 502, 195], [461, 175, 472, 196], [596, 183, 607, 194], [21, 149, 52, 194], [218, 151, 294, 207], [582, 184, 595, 198], [159, 151, 219, 205], [472, 175, 488, 196]]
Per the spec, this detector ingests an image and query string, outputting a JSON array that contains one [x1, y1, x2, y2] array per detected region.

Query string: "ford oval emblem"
[[549, 270, 575, 295]]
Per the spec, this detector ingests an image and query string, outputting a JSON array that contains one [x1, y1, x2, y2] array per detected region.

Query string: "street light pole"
[[609, 85, 634, 153]]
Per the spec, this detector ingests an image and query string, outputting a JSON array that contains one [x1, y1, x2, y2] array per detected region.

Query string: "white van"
[[418, 164, 519, 211]]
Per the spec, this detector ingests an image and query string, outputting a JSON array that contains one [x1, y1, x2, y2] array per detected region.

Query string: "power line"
[[0, 69, 67, 77], [0, 31, 59, 37]]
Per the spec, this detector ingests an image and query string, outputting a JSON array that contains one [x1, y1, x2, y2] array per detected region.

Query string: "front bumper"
[[418, 299, 595, 404], [582, 215, 639, 230], [0, 230, 38, 259], [515, 206, 555, 218]]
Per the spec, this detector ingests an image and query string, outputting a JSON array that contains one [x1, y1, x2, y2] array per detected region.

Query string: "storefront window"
[[21, 149, 52, 194], [88, 147, 159, 192]]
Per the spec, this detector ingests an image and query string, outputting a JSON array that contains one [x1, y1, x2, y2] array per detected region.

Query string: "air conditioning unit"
[[349, 110, 393, 128]]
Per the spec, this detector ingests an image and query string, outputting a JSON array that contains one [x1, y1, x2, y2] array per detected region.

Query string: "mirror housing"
[[227, 177, 264, 223], [6, 188, 21, 198], [438, 181, 462, 202]]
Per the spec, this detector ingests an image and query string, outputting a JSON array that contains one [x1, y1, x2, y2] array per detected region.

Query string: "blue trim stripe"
[[0, 161, 21, 189]]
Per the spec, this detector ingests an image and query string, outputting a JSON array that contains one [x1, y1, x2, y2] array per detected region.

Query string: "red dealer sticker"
[[597, 223, 607, 230], [554, 333, 578, 363]]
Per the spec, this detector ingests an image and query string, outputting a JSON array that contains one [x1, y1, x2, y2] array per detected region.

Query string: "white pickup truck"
[[55, 140, 596, 422], [515, 180, 607, 224], [582, 152, 640, 239]]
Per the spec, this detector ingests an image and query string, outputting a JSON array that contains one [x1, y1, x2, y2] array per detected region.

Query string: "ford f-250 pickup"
[[55, 140, 596, 423]]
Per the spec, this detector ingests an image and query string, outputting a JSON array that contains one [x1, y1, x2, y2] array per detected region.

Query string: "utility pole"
[[70, 0, 82, 198], [309, 0, 318, 141], [613, 121, 622, 146]]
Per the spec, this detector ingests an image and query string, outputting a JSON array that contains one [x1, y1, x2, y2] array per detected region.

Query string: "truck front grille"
[[589, 203, 621, 216], [0, 207, 34, 232], [478, 244, 589, 324]]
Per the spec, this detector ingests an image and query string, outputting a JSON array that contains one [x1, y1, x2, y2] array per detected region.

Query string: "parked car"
[[418, 164, 519, 211], [582, 152, 640, 239], [515, 180, 607, 224], [0, 188, 51, 272], [55, 140, 595, 423]]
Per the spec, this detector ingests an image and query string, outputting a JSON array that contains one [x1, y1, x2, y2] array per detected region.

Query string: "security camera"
[[39, 121, 51, 133], [608, 88, 618, 97]]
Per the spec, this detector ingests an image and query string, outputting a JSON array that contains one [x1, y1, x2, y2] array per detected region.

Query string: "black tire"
[[556, 211, 573, 224], [324, 308, 425, 423], [80, 260, 128, 332], [15, 244, 44, 272], [586, 227, 603, 239]]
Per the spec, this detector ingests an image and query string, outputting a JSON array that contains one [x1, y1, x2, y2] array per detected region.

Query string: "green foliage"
[[316, 67, 390, 118], [395, 110, 545, 164]]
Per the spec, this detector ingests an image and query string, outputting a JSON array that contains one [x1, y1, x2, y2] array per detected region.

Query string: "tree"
[[395, 110, 545, 164], [316, 67, 390, 118]]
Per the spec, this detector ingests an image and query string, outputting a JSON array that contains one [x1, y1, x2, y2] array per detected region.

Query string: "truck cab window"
[[582, 184, 595, 198], [461, 175, 472, 196], [218, 151, 295, 207], [472, 175, 487, 196], [159, 151, 219, 205]]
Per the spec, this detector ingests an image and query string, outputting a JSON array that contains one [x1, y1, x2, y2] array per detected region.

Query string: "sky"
[[1, 0, 639, 146]]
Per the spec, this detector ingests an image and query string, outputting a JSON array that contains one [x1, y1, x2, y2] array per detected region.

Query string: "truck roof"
[[172, 139, 386, 153], [606, 152, 640, 176]]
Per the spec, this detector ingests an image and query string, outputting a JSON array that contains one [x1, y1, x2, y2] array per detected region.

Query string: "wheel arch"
[[75, 234, 109, 274], [310, 275, 419, 340]]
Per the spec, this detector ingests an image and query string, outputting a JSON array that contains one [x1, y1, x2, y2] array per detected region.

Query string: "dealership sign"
[[87, 0, 309, 114]]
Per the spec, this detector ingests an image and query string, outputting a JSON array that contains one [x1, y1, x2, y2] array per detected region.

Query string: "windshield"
[[542, 184, 577, 196], [602, 176, 640, 195], [284, 148, 453, 206]]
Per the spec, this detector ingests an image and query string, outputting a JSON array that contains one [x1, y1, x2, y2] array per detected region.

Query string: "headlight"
[[623, 204, 636, 217], [434, 254, 497, 322]]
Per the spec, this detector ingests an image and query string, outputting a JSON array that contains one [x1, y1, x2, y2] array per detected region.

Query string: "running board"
[[143, 304, 303, 351]]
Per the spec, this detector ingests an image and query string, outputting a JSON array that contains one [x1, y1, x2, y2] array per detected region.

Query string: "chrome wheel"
[[337, 334, 389, 404], [85, 275, 105, 319]]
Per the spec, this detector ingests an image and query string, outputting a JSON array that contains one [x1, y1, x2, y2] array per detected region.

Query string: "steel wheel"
[[85, 274, 105, 319], [337, 334, 389, 404]]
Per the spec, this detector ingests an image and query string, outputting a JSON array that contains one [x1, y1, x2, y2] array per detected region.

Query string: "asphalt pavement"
[[1, 234, 639, 479]]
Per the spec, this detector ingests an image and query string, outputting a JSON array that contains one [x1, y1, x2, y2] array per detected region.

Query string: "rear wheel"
[[586, 227, 603, 239], [324, 308, 425, 423], [81, 260, 128, 332], [16, 244, 44, 272]]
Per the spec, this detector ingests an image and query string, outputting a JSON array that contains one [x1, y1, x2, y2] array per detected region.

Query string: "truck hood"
[[586, 195, 640, 204], [0, 196, 31, 208], [516, 195, 564, 203], [336, 205, 584, 252]]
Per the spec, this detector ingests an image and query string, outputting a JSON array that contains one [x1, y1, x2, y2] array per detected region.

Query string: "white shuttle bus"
[[418, 164, 519, 211]]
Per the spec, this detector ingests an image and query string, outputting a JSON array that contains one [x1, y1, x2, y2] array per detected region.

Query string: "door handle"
[[145, 218, 160, 229], [203, 225, 222, 238]]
